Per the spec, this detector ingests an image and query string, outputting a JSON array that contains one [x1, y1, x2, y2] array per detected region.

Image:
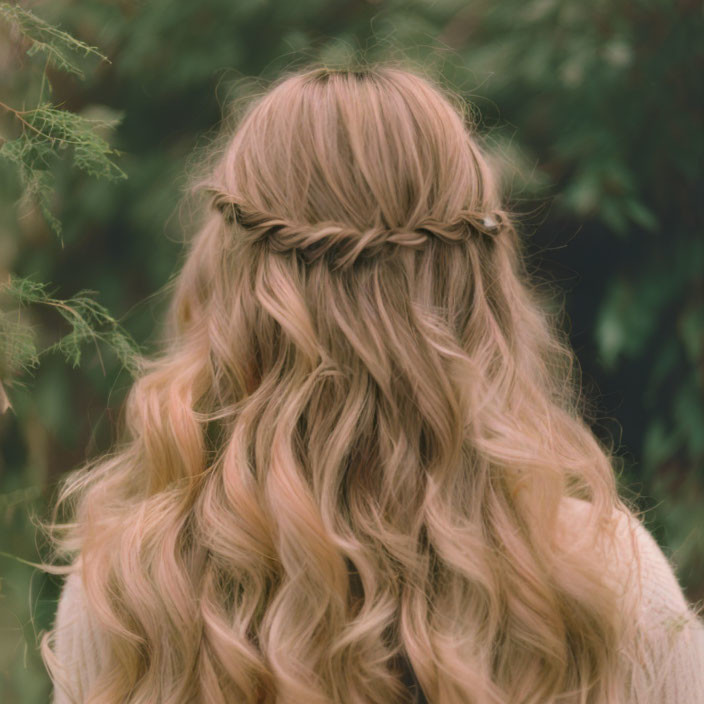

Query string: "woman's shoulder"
[[559, 496, 704, 702], [52, 571, 107, 704], [558, 496, 693, 614]]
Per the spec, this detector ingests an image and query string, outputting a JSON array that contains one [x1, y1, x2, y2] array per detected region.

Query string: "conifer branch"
[[0, 276, 142, 395], [0, 2, 109, 79]]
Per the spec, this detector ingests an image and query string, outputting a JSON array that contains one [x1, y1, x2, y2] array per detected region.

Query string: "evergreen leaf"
[[0, 2, 108, 79], [1, 276, 141, 379]]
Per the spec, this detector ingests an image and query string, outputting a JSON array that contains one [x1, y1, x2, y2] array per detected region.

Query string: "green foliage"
[[0, 1, 134, 408], [0, 2, 125, 238], [0, 103, 126, 237], [0, 309, 38, 377], [1, 275, 141, 381], [0, 2, 107, 79]]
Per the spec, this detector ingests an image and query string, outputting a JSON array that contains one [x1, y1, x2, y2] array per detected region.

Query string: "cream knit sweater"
[[51, 503, 704, 703]]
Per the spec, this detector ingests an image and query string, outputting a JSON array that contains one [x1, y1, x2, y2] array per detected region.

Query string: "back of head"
[[42, 64, 646, 704], [205, 65, 502, 268]]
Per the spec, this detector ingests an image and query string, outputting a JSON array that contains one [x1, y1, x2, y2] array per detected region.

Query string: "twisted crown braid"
[[210, 190, 504, 270]]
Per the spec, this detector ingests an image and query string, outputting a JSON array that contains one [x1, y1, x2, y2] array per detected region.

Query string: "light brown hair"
[[42, 63, 649, 703]]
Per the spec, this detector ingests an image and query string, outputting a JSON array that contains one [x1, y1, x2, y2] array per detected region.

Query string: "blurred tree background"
[[0, 0, 701, 700]]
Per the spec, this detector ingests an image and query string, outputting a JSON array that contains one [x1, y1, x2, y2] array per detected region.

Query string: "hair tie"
[[455, 209, 504, 240], [482, 215, 498, 231]]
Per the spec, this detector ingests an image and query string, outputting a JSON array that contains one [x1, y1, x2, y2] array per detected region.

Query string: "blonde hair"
[[41, 63, 649, 703]]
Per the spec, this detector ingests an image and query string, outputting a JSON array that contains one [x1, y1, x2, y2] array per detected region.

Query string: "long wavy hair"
[[41, 64, 651, 703]]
